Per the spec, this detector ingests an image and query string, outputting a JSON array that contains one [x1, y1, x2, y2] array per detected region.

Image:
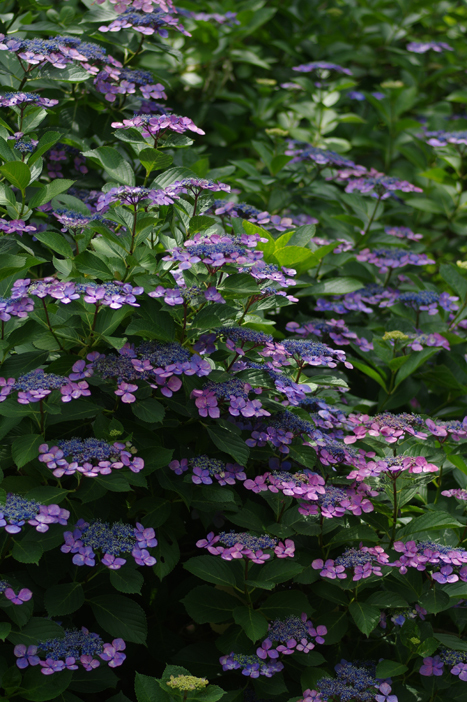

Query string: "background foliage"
[[1, 1, 467, 701]]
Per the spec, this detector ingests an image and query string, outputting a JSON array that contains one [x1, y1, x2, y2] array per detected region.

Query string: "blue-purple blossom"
[[315, 283, 399, 315], [219, 652, 284, 678], [196, 531, 295, 562], [169, 455, 246, 485], [61, 519, 157, 569], [356, 248, 434, 273], [0, 493, 69, 535], [111, 113, 204, 142], [0, 369, 90, 404], [344, 412, 428, 443], [38, 438, 144, 478], [95, 185, 174, 211], [0, 91, 58, 108], [393, 540, 467, 582], [211, 200, 295, 232], [285, 141, 364, 168], [407, 41, 453, 53], [98, 9, 190, 36], [94, 66, 167, 102], [286, 319, 373, 352], [312, 545, 390, 580], [191, 378, 269, 419], [258, 614, 326, 658], [14, 627, 126, 673], [384, 226, 423, 242], [0, 579, 32, 605], [300, 660, 397, 702], [0, 35, 121, 72], [292, 61, 352, 75], [333, 167, 423, 197]]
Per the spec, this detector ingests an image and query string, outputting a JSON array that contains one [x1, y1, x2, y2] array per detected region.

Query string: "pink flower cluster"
[[392, 541, 467, 583], [344, 412, 428, 444], [312, 545, 390, 581], [347, 455, 439, 481], [196, 531, 295, 563]]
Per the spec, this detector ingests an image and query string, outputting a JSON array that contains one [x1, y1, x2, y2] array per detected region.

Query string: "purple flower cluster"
[[244, 469, 326, 500], [196, 531, 295, 563], [191, 379, 269, 420], [111, 114, 204, 143], [219, 652, 284, 678], [45, 143, 88, 179], [261, 338, 353, 370], [0, 494, 69, 535], [257, 614, 327, 658], [384, 226, 423, 242], [297, 482, 377, 518], [0, 91, 58, 108], [315, 284, 399, 315], [165, 177, 230, 198], [387, 604, 427, 627], [344, 412, 428, 444], [421, 650, 467, 681], [163, 232, 265, 271], [0, 580, 32, 606], [94, 66, 167, 102], [38, 438, 144, 478], [97, 0, 176, 14], [0, 35, 121, 73], [405, 332, 450, 352], [286, 319, 373, 352], [21, 279, 144, 309], [98, 9, 190, 36], [61, 519, 157, 569], [15, 627, 126, 674], [308, 436, 372, 470], [442, 489, 467, 501], [0, 218, 37, 236], [423, 129, 467, 147], [0, 292, 34, 322], [95, 185, 174, 211], [312, 545, 390, 581], [333, 167, 423, 198], [393, 540, 467, 583], [356, 248, 434, 272], [0, 369, 90, 405], [169, 455, 246, 486], [211, 200, 295, 232], [347, 455, 439, 481], [81, 340, 211, 401], [245, 410, 320, 454], [426, 417, 467, 441], [392, 290, 459, 314], [185, 11, 239, 26], [292, 62, 352, 75], [301, 660, 397, 702], [52, 209, 104, 233], [407, 42, 453, 53], [285, 141, 364, 168], [148, 284, 225, 307]]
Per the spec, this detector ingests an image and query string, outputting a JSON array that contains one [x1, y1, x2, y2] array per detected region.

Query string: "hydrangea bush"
[[1, 1, 467, 701]]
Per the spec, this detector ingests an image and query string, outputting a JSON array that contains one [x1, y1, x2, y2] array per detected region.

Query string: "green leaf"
[[44, 583, 85, 616], [29, 179, 75, 209], [272, 245, 319, 274], [310, 278, 364, 295], [396, 510, 463, 538], [28, 132, 62, 166], [189, 215, 217, 232], [135, 673, 169, 702], [0, 622, 11, 641], [139, 148, 173, 174], [270, 154, 291, 175], [110, 566, 144, 594], [126, 316, 175, 342], [349, 602, 380, 635], [259, 590, 312, 618], [11, 539, 43, 564], [419, 588, 451, 614], [11, 434, 43, 468], [433, 633, 467, 652], [20, 667, 72, 702], [74, 251, 114, 280], [33, 230, 74, 258], [206, 424, 249, 465], [0, 162, 30, 191], [352, 360, 388, 391], [83, 147, 135, 186], [184, 556, 238, 587], [131, 398, 165, 424], [440, 263, 467, 300], [182, 585, 239, 623], [90, 594, 147, 644], [233, 606, 268, 642], [375, 660, 408, 678], [395, 348, 439, 387], [9, 617, 64, 645], [253, 559, 304, 587]]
